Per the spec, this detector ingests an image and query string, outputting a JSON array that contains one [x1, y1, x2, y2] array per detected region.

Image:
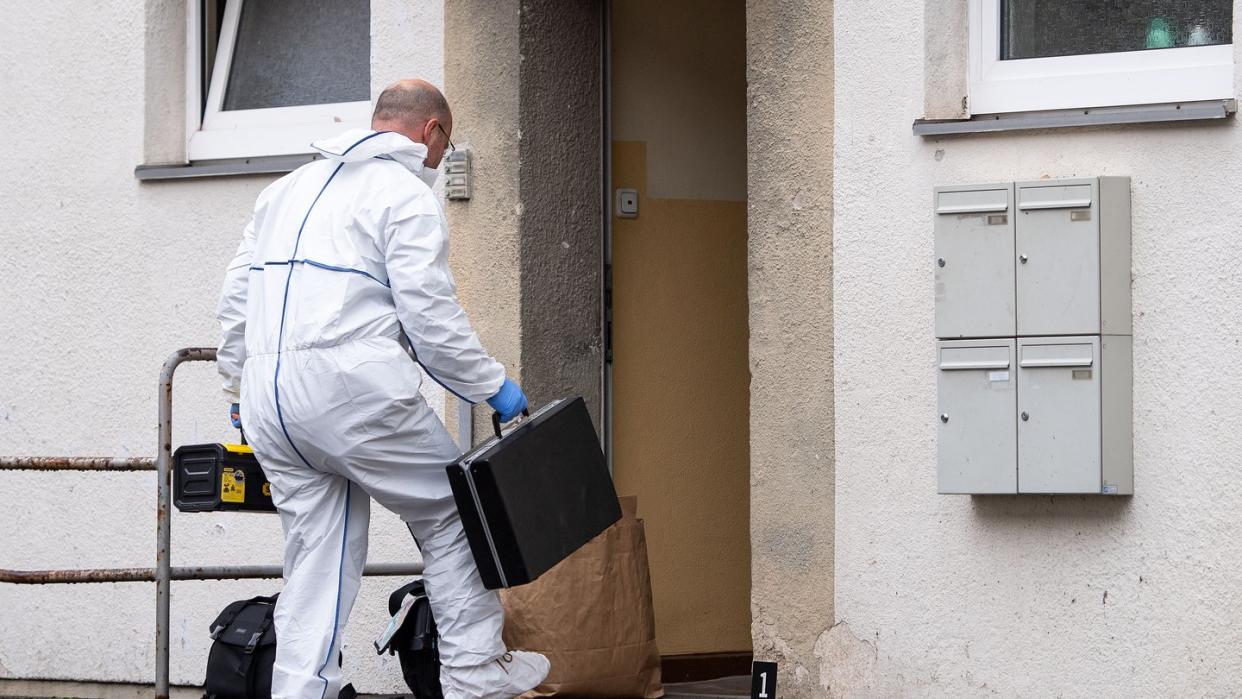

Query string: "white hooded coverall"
[[216, 129, 507, 699]]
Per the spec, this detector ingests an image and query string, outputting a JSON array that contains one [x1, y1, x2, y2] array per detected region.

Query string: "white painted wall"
[[0, 1, 449, 693], [830, 1, 1242, 695]]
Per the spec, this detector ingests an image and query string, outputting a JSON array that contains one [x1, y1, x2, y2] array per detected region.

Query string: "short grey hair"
[[371, 79, 450, 129]]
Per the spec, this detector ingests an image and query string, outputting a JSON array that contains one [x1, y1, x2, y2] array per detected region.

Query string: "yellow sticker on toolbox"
[[224, 443, 254, 454], [221, 467, 245, 503]]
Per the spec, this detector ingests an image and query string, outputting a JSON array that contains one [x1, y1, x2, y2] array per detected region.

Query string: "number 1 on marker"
[[751, 661, 777, 699]]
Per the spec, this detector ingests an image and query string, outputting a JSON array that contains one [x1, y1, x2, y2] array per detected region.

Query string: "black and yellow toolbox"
[[173, 443, 276, 513]]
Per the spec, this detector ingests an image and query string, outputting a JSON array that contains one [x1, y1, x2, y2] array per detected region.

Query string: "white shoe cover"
[[441, 651, 551, 699]]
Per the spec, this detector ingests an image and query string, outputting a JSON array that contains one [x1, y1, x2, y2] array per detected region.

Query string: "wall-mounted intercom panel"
[[934, 177, 1133, 495], [445, 147, 472, 201]]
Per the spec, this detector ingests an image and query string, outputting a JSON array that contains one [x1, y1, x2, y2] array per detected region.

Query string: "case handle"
[[491, 409, 531, 440]]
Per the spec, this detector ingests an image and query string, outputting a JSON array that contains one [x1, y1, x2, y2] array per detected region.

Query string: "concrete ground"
[[0, 679, 203, 698], [0, 675, 753, 698]]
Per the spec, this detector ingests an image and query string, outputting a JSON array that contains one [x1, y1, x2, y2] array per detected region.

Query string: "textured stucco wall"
[[0, 2, 445, 693], [518, 0, 604, 428], [444, 0, 524, 443], [923, 0, 968, 119], [446, 0, 605, 435], [746, 0, 835, 695], [831, 1, 1242, 695]]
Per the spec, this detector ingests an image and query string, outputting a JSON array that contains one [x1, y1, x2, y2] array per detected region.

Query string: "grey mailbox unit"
[[935, 177, 1133, 495], [934, 183, 1015, 339]]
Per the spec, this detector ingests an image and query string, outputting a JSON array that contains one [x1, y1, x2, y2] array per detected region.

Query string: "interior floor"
[[664, 674, 751, 698]]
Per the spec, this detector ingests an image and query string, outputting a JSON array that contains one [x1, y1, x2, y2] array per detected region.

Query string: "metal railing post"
[[457, 397, 474, 451], [156, 347, 216, 699]]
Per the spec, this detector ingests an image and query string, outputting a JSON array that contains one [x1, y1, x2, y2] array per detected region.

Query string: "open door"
[[606, 0, 751, 672]]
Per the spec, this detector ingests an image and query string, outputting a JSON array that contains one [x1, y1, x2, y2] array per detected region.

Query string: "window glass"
[[201, 0, 227, 113], [223, 0, 370, 111], [1002, 1, 1232, 59]]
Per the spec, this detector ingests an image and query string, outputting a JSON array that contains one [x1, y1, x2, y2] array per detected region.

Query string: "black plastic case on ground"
[[174, 443, 277, 513], [446, 397, 621, 589]]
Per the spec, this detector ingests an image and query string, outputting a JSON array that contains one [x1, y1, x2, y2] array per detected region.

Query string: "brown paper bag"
[[501, 496, 664, 698]]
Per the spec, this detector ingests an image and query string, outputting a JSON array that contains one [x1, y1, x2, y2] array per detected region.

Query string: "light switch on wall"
[[616, 188, 639, 218]]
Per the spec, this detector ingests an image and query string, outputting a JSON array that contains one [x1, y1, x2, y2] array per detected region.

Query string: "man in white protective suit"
[[216, 79, 550, 699]]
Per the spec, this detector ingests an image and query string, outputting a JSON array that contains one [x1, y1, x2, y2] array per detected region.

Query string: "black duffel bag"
[[205, 594, 279, 698], [376, 580, 442, 699], [204, 593, 356, 699]]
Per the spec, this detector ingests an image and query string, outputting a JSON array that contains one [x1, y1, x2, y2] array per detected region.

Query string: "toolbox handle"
[[491, 409, 531, 440]]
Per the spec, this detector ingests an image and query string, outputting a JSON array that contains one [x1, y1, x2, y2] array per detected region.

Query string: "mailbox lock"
[[937, 257, 946, 268], [940, 413, 950, 423], [1021, 411, 1029, 421], [1019, 254, 1029, 264]]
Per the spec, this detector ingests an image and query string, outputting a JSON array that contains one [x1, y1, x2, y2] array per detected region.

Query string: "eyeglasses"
[[436, 122, 455, 154]]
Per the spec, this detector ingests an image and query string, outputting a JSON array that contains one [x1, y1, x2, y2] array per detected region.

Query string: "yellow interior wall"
[[611, 139, 750, 655], [610, 0, 747, 202], [611, 0, 749, 656]]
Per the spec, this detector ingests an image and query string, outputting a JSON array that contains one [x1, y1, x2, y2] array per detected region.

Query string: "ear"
[[422, 118, 439, 143]]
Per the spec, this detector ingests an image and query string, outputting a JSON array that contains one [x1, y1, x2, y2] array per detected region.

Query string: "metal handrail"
[[0, 456, 155, 471], [0, 562, 420, 585], [154, 347, 213, 697], [0, 348, 424, 698]]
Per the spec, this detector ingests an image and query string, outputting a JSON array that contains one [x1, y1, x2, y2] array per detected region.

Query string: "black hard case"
[[174, 443, 277, 513], [446, 397, 621, 589]]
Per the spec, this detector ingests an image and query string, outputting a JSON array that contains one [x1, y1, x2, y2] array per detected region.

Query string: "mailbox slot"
[[1016, 180, 1100, 336], [934, 184, 1016, 339], [1017, 337, 1101, 494], [937, 340, 1017, 494]]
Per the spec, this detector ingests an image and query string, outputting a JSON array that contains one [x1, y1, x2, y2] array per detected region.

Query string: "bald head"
[[372, 79, 454, 167]]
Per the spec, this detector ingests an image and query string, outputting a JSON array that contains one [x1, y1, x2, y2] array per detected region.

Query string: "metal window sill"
[[913, 99, 1236, 137], [134, 153, 322, 181]]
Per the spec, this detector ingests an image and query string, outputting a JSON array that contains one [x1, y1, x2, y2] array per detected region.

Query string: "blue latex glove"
[[487, 378, 528, 422], [229, 403, 242, 429]]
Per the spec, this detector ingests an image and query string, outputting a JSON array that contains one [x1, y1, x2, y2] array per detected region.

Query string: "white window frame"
[[185, 0, 371, 161], [969, 0, 1235, 114]]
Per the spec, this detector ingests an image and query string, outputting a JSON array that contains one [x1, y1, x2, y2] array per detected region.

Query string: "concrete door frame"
[[445, 0, 839, 686], [444, 0, 606, 440]]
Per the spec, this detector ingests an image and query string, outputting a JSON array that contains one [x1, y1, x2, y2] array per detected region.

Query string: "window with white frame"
[[969, 1, 1234, 114], [187, 0, 371, 161]]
